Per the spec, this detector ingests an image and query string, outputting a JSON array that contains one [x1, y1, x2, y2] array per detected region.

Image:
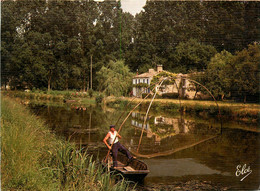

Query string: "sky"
[[120, 0, 147, 16], [94, 0, 146, 16]]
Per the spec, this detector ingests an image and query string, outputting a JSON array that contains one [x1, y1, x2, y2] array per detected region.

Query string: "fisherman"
[[103, 125, 135, 167]]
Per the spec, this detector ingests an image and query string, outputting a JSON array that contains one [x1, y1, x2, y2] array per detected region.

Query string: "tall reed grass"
[[1, 96, 134, 190]]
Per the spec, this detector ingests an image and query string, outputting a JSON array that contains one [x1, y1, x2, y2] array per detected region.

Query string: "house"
[[132, 65, 208, 99], [132, 65, 163, 97]]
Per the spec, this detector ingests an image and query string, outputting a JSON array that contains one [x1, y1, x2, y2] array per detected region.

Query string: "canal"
[[29, 102, 260, 190]]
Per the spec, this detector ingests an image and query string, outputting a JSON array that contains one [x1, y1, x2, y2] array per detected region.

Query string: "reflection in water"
[[129, 112, 219, 156], [29, 103, 259, 190]]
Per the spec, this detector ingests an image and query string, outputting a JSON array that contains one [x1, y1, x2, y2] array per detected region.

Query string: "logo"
[[235, 164, 252, 181]]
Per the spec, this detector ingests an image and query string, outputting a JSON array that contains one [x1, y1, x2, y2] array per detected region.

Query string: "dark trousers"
[[111, 142, 132, 167]]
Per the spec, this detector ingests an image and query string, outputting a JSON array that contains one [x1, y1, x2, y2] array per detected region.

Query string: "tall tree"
[[96, 60, 133, 96], [172, 39, 217, 73], [232, 43, 260, 103], [204, 50, 234, 100]]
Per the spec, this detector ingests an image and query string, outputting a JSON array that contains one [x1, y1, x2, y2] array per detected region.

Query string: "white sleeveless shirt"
[[108, 131, 119, 145]]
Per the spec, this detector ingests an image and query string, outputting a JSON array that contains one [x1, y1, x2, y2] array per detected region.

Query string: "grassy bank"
[[2, 90, 96, 102], [105, 97, 260, 124], [1, 96, 133, 190]]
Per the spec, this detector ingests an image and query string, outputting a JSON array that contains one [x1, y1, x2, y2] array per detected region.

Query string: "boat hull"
[[102, 153, 149, 181]]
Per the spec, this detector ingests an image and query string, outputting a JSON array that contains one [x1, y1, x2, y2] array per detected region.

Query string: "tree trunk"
[[244, 95, 247, 104], [83, 69, 86, 92], [90, 54, 93, 90], [221, 94, 225, 101], [48, 77, 51, 91], [48, 70, 52, 91], [66, 77, 68, 91], [4, 81, 7, 90], [193, 90, 198, 100]]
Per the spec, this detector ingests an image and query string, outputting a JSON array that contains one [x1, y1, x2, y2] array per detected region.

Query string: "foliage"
[[191, 44, 259, 102], [203, 50, 234, 100], [133, 83, 149, 88], [232, 44, 260, 102], [149, 71, 177, 93], [127, 1, 258, 72], [88, 89, 94, 98], [2, 96, 59, 190], [96, 93, 104, 105], [161, 93, 179, 99], [172, 39, 217, 72], [97, 60, 134, 96], [1, 1, 259, 102], [141, 93, 161, 99]]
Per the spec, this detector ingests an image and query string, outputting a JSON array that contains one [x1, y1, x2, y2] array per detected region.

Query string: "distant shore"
[[105, 97, 259, 124], [3, 90, 259, 125]]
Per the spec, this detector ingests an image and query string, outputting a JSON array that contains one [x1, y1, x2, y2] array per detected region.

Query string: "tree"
[[202, 1, 259, 53], [172, 39, 217, 73], [96, 60, 134, 96], [232, 43, 259, 103], [204, 50, 234, 100]]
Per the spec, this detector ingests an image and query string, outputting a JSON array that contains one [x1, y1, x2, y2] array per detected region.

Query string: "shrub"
[[88, 89, 94, 98], [209, 105, 218, 115], [161, 93, 179, 99], [194, 104, 204, 114], [64, 92, 71, 99], [96, 93, 104, 104], [142, 93, 161, 99]]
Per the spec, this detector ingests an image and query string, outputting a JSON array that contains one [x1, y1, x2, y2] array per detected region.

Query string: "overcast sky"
[[94, 0, 147, 16], [121, 0, 147, 15]]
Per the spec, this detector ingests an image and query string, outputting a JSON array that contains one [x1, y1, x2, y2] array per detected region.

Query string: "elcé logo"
[[235, 164, 252, 181]]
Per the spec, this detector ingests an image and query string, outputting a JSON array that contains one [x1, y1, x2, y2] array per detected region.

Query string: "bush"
[[141, 93, 161, 99], [64, 92, 71, 99], [88, 89, 94, 98], [209, 105, 218, 115], [161, 93, 179, 99], [96, 93, 104, 104]]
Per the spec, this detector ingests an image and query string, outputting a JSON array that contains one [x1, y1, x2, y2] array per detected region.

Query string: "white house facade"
[[132, 65, 163, 97], [132, 65, 208, 99]]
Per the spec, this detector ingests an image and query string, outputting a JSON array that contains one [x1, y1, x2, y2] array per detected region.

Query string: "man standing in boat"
[[103, 125, 134, 167]]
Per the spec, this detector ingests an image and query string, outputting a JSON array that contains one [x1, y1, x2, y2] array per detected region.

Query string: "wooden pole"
[[104, 79, 164, 163], [90, 55, 93, 90], [137, 78, 167, 152]]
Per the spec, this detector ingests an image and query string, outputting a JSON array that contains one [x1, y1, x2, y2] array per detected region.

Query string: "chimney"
[[157, 65, 163, 73], [136, 69, 138, 75], [149, 69, 155, 73]]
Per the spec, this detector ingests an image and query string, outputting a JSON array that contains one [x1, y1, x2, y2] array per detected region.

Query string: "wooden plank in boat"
[[124, 166, 135, 171]]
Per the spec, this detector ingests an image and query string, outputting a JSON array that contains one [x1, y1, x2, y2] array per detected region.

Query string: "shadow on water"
[[29, 102, 260, 190]]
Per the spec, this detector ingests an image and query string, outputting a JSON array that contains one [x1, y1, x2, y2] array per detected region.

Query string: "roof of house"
[[133, 69, 158, 78]]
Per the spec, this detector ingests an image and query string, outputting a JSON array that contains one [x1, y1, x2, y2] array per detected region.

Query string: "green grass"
[[1, 96, 135, 190], [106, 97, 259, 123]]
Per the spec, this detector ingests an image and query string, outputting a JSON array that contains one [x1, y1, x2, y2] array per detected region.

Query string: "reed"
[[1, 96, 134, 190], [1, 96, 59, 190]]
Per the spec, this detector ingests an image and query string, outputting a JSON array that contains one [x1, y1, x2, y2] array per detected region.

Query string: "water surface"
[[29, 102, 260, 190]]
